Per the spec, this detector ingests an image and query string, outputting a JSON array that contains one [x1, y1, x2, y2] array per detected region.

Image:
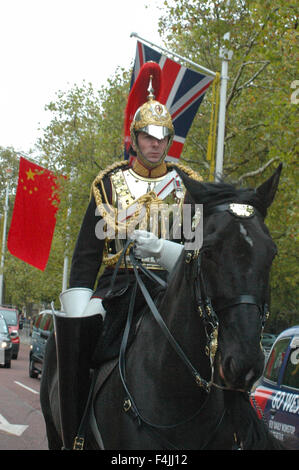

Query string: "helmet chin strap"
[[132, 130, 173, 170], [136, 148, 166, 170]]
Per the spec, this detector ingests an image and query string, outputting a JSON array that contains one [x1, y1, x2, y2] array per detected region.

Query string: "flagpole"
[[16, 151, 69, 290], [130, 32, 233, 181], [130, 32, 217, 77], [215, 33, 233, 181], [62, 168, 74, 292], [62, 203, 71, 292], [0, 181, 10, 304], [62, 254, 69, 291]]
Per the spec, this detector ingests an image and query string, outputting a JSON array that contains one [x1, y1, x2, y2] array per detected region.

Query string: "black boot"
[[53, 312, 103, 450]]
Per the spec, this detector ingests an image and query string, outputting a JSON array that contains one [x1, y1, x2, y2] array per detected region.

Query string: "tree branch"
[[226, 62, 247, 108], [225, 123, 268, 142], [180, 155, 208, 168], [227, 61, 270, 108], [226, 8, 275, 108], [236, 157, 280, 184], [236, 61, 270, 93]]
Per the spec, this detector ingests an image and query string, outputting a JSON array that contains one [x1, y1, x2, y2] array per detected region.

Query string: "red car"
[[0, 306, 23, 359]]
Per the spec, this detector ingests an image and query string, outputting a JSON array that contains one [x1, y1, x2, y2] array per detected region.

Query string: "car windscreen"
[[0, 318, 9, 334], [264, 337, 290, 383], [39, 314, 53, 332], [0, 309, 17, 326], [282, 338, 299, 389]]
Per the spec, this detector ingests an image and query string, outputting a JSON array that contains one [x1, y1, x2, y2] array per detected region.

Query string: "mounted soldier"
[[51, 62, 201, 449]]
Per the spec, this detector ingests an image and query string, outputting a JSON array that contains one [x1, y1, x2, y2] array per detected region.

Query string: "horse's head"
[[178, 165, 282, 391]]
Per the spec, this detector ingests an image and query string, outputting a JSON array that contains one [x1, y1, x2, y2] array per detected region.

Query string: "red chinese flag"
[[7, 157, 60, 271]]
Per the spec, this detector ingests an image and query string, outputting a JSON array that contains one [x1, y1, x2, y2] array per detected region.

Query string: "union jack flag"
[[126, 41, 215, 162]]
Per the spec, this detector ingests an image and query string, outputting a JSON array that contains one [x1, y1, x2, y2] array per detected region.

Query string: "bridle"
[[199, 202, 270, 330], [109, 202, 270, 449], [115, 247, 223, 450]]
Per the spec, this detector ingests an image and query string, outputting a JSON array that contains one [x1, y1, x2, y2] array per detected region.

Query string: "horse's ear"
[[256, 163, 282, 209]]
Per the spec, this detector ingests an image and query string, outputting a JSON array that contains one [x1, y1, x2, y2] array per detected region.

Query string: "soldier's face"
[[134, 132, 169, 164]]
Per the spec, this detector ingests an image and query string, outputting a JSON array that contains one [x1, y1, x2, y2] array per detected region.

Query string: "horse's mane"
[[182, 176, 267, 218]]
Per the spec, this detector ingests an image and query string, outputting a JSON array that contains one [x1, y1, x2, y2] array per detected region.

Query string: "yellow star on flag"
[[26, 168, 35, 181]]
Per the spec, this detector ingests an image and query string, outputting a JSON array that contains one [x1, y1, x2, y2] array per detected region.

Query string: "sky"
[[0, 0, 163, 155]]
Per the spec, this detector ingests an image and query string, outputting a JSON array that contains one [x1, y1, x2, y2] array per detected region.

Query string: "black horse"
[[41, 165, 284, 450]]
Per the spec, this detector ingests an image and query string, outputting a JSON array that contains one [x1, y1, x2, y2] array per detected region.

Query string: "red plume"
[[124, 62, 162, 158]]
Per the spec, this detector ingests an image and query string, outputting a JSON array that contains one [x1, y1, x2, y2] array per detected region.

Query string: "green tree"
[[158, 0, 298, 329], [36, 70, 130, 266], [0, 147, 20, 197], [1, 2, 297, 329], [1, 70, 130, 310]]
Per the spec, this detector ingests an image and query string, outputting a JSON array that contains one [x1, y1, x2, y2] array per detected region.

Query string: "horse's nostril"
[[222, 357, 259, 390], [226, 357, 237, 378], [219, 356, 238, 384]]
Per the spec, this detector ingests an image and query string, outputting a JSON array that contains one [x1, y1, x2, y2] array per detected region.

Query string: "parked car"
[[0, 306, 23, 359], [251, 325, 299, 449], [29, 310, 53, 378], [261, 332, 277, 361], [261, 332, 277, 349], [0, 314, 13, 368]]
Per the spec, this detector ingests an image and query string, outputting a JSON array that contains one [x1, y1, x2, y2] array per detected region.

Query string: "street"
[[0, 333, 48, 450]]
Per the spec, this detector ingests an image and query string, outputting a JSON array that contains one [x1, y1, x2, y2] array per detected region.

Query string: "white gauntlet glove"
[[59, 287, 106, 319], [131, 230, 163, 259], [131, 230, 183, 273], [83, 298, 106, 320]]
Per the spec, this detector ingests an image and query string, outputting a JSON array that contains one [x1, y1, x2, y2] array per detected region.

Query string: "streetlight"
[[0, 180, 10, 304], [215, 32, 233, 181]]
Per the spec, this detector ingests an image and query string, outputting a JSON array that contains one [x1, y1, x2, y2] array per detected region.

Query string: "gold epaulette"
[[91, 160, 201, 203], [166, 161, 202, 182]]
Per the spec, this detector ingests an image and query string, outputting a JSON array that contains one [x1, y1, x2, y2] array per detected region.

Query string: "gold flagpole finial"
[[147, 75, 155, 101]]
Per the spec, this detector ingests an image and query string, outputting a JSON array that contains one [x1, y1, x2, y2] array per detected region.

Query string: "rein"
[[117, 247, 219, 396], [115, 247, 223, 450]]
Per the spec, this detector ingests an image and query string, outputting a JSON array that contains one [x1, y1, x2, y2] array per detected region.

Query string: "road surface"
[[0, 337, 48, 450]]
